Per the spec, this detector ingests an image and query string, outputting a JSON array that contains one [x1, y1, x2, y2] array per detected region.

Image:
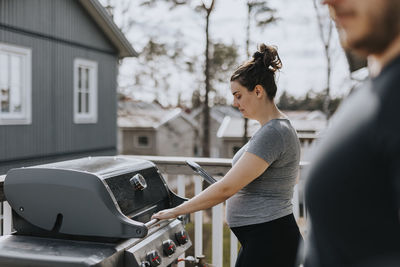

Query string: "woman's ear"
[[254, 85, 265, 98]]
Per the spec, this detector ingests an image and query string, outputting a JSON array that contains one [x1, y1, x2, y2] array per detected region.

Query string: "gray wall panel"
[[0, 29, 118, 162], [0, 0, 120, 172], [57, 45, 117, 153], [0, 29, 54, 160], [0, 0, 116, 53]]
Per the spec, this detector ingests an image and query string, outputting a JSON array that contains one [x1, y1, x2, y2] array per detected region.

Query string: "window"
[[73, 58, 98, 123], [135, 135, 150, 148], [232, 145, 241, 155], [0, 42, 32, 125]]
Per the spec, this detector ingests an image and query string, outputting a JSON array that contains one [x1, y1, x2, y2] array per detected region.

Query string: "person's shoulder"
[[266, 119, 294, 136], [258, 119, 284, 134], [374, 55, 400, 98], [374, 57, 400, 120], [253, 119, 293, 144]]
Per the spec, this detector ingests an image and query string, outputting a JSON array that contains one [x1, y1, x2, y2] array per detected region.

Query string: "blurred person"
[[152, 44, 303, 267], [303, 0, 400, 266]]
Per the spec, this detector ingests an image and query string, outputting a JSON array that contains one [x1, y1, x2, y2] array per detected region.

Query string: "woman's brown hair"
[[230, 43, 282, 100]]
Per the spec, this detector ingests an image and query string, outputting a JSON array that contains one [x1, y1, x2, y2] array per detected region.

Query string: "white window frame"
[[0, 42, 32, 125], [73, 58, 98, 124]]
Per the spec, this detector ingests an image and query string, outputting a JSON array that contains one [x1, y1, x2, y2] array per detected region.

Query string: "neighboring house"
[[217, 110, 327, 160], [118, 100, 200, 157], [190, 105, 242, 158], [284, 110, 327, 161], [0, 0, 136, 174], [216, 116, 259, 159]]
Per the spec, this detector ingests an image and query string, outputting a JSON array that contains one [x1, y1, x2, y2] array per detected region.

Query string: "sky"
[[101, 0, 354, 106]]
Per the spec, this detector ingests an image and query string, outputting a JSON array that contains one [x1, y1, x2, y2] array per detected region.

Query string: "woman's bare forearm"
[[174, 180, 232, 215], [152, 152, 269, 220]]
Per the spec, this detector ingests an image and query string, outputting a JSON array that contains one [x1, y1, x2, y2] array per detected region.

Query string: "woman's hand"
[[151, 208, 178, 220]]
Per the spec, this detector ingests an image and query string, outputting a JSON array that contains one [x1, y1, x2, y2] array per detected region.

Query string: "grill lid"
[[4, 156, 186, 239]]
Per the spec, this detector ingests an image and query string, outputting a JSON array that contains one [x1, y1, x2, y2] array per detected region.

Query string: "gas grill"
[[0, 156, 192, 267]]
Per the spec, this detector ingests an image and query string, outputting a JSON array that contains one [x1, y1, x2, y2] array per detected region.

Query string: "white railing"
[[0, 156, 307, 267], [0, 175, 12, 236], [131, 156, 307, 267], [170, 173, 231, 267]]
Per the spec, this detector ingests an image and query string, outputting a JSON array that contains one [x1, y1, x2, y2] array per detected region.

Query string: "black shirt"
[[304, 56, 400, 267]]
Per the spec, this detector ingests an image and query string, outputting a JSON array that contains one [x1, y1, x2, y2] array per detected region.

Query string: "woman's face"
[[230, 81, 259, 119]]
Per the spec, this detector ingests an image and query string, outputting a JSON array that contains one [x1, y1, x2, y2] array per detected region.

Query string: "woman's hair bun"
[[252, 43, 282, 73], [252, 51, 264, 61], [231, 43, 282, 100]]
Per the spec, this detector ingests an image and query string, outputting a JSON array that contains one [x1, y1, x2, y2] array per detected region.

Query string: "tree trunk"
[[322, 21, 333, 118], [312, 0, 333, 119], [202, 3, 213, 157], [242, 3, 252, 146], [323, 43, 331, 118]]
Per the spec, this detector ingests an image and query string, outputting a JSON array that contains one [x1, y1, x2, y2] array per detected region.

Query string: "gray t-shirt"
[[226, 119, 300, 227]]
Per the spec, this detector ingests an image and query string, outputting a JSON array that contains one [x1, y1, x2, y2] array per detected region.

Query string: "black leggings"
[[230, 214, 302, 267]]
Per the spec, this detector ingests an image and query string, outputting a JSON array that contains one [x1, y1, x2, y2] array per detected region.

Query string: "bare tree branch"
[[312, 0, 334, 118]]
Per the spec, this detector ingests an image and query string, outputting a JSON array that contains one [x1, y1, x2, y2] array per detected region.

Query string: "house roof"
[[217, 110, 328, 140], [217, 117, 260, 138], [282, 110, 327, 133], [78, 0, 137, 58], [118, 101, 197, 129], [190, 105, 242, 123], [118, 101, 167, 128]]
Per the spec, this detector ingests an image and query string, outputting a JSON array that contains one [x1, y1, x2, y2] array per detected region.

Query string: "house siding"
[[194, 113, 221, 157], [120, 129, 156, 155], [0, 0, 119, 174], [0, 0, 116, 53], [157, 117, 197, 157], [220, 139, 243, 158]]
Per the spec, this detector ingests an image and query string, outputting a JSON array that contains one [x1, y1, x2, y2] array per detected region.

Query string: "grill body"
[[0, 156, 192, 267]]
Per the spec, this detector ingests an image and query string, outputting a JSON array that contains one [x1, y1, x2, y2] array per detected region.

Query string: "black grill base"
[[0, 219, 191, 267], [0, 235, 123, 267]]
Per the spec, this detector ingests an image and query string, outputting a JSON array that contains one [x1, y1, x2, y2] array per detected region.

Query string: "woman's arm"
[[151, 152, 270, 220]]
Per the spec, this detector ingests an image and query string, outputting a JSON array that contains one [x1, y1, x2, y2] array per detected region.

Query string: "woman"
[[152, 44, 302, 267]]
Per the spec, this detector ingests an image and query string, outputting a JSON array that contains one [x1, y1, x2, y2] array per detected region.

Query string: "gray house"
[[118, 100, 200, 157], [0, 0, 136, 174], [190, 105, 242, 158], [217, 110, 327, 160]]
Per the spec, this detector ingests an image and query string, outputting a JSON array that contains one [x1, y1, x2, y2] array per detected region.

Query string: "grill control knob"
[[162, 239, 177, 256], [140, 261, 151, 267], [175, 230, 189, 245], [146, 250, 161, 267], [130, 174, 147, 191]]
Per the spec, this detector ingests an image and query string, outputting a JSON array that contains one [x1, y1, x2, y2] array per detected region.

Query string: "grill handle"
[[144, 218, 160, 229], [144, 215, 185, 229]]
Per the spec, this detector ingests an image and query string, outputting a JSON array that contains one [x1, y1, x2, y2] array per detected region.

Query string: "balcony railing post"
[[3, 201, 12, 235], [212, 203, 223, 267], [0, 202, 3, 235], [230, 231, 238, 267], [177, 175, 185, 198], [177, 175, 186, 267], [293, 184, 300, 220], [194, 176, 203, 257]]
